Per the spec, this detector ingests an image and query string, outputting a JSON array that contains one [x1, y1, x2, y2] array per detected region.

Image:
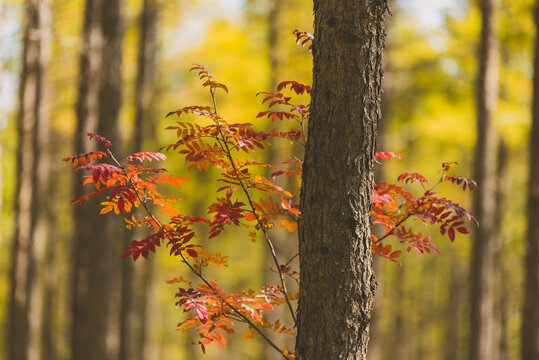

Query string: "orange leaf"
[[100, 205, 113, 215], [244, 212, 256, 221]]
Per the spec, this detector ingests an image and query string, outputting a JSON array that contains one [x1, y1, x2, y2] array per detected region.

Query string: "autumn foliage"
[[65, 34, 476, 358]]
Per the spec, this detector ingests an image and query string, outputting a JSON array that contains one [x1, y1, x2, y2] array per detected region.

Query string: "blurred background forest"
[[0, 0, 536, 359]]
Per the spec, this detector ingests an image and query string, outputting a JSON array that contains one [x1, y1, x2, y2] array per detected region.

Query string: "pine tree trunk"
[[296, 1, 388, 359], [7, 0, 48, 358], [521, 3, 539, 358], [71, 0, 123, 359], [469, 0, 499, 358]]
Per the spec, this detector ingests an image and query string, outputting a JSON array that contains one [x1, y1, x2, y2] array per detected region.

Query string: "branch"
[[210, 88, 298, 327], [375, 175, 445, 244], [107, 149, 292, 360]]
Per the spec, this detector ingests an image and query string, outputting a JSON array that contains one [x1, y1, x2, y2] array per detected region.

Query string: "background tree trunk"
[[296, 1, 388, 359], [521, 3, 539, 358], [493, 139, 508, 360], [262, 0, 298, 358], [469, 0, 499, 358], [29, 2, 52, 359], [71, 0, 123, 359], [120, 1, 158, 359], [367, 64, 391, 360], [267, 0, 282, 91], [7, 0, 49, 358], [40, 136, 59, 360]]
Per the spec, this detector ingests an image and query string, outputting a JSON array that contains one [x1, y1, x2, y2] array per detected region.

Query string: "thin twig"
[[284, 252, 298, 268]]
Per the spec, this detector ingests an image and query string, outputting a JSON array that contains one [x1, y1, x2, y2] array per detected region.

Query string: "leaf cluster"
[[65, 40, 475, 359]]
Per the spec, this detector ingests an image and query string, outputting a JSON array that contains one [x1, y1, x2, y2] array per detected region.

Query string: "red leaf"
[[186, 249, 198, 258], [457, 227, 469, 234], [82, 132, 112, 147], [448, 227, 455, 242], [195, 306, 208, 324], [375, 152, 402, 161]]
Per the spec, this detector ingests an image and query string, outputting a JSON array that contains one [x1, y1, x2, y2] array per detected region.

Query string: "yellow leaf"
[[249, 231, 257, 243], [278, 219, 297, 232], [241, 328, 259, 340]]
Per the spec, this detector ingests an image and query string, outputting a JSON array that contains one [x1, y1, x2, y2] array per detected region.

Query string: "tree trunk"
[[384, 267, 408, 360], [120, 1, 158, 359], [444, 258, 464, 360], [296, 1, 388, 359], [263, 1, 298, 359], [367, 63, 391, 360], [521, 3, 539, 358], [267, 0, 282, 91], [132, 0, 158, 153], [494, 139, 508, 360], [71, 0, 123, 359], [469, 0, 499, 359], [29, 2, 52, 359], [40, 137, 59, 360], [7, 0, 49, 358]]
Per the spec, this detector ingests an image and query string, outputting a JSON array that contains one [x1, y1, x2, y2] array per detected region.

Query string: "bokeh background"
[[0, 0, 535, 359]]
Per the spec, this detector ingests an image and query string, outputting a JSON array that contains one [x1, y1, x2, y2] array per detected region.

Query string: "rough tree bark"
[[7, 0, 49, 359], [71, 0, 123, 359], [296, 1, 388, 359], [469, 0, 499, 359], [521, 3, 539, 358]]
